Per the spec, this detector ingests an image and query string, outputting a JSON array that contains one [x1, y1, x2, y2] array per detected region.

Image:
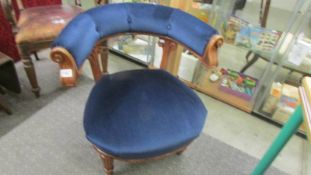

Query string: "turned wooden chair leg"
[[99, 154, 114, 175], [18, 46, 40, 97], [89, 47, 102, 82], [33, 52, 40, 61], [99, 40, 109, 74]]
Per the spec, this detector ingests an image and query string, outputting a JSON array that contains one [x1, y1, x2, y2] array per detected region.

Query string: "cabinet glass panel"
[[194, 0, 310, 115], [252, 0, 311, 133]]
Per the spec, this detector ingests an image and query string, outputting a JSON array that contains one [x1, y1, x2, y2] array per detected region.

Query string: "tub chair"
[[51, 3, 223, 175]]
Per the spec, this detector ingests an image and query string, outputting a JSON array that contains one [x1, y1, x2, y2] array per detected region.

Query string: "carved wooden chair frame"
[[50, 32, 223, 88], [51, 31, 223, 174], [50, 6, 223, 174], [93, 143, 189, 175], [51, 30, 223, 175]]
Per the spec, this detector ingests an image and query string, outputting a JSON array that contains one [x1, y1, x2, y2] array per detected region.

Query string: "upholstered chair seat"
[[84, 69, 207, 159], [51, 3, 224, 175], [15, 5, 82, 44]]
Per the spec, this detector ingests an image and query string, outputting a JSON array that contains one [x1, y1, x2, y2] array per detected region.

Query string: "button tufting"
[[95, 26, 100, 32], [167, 24, 171, 30], [127, 16, 132, 24]]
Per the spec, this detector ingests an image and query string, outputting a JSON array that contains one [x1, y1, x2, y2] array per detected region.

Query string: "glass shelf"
[[83, 0, 310, 133], [252, 0, 311, 134]]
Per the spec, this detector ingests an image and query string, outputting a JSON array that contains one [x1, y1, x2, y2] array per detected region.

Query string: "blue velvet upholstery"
[[52, 3, 218, 68], [84, 69, 207, 159], [52, 3, 212, 160]]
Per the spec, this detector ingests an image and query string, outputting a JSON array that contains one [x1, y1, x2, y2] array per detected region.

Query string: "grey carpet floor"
[[0, 58, 286, 175], [0, 57, 93, 137]]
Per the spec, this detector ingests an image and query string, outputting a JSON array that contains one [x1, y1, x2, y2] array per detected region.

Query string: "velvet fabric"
[[84, 69, 207, 159], [52, 3, 218, 67]]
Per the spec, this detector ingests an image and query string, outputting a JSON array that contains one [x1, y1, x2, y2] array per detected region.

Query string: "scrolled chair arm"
[[51, 13, 101, 86], [203, 34, 224, 67], [50, 47, 79, 87], [51, 3, 224, 86]]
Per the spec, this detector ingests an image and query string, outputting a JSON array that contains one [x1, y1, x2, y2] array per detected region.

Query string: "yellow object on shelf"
[[261, 83, 302, 125], [271, 82, 282, 98], [167, 0, 209, 23], [300, 77, 311, 140], [282, 84, 300, 100], [271, 84, 302, 131], [261, 82, 282, 114]]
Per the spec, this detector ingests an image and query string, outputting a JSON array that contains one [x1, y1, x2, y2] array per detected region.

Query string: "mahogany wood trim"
[[93, 142, 189, 175], [98, 40, 109, 74], [203, 34, 224, 68], [97, 31, 221, 63], [51, 32, 223, 86], [94, 144, 189, 163], [88, 45, 102, 82], [162, 39, 183, 76], [158, 38, 177, 70], [98, 153, 114, 175], [50, 47, 79, 87], [97, 32, 223, 70]]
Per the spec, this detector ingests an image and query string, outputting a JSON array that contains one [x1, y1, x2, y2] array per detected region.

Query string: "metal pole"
[[252, 105, 304, 175]]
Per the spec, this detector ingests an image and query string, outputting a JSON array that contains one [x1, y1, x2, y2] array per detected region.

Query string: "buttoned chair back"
[[51, 3, 223, 175], [51, 3, 223, 86]]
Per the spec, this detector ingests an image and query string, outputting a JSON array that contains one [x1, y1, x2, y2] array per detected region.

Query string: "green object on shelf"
[[228, 69, 239, 78], [244, 79, 256, 87], [252, 105, 303, 175]]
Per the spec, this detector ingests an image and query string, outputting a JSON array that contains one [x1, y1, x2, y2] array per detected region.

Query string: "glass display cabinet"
[[193, 0, 310, 124], [105, 0, 159, 65], [106, 0, 215, 65], [70, 0, 310, 134], [252, 0, 311, 133]]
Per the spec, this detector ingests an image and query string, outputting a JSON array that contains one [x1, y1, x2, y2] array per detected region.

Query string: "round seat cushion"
[[84, 69, 207, 159]]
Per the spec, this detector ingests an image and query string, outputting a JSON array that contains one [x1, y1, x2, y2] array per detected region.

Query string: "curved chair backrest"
[[51, 3, 223, 86]]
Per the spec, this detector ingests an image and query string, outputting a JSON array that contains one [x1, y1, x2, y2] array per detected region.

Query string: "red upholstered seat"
[[0, 0, 84, 97], [15, 5, 82, 44]]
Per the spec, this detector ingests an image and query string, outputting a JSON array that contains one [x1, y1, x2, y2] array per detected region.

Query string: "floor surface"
[[82, 51, 311, 175], [2, 1, 311, 174], [0, 65, 285, 174]]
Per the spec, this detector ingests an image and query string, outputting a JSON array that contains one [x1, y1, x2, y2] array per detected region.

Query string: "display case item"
[[252, 0, 311, 134]]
